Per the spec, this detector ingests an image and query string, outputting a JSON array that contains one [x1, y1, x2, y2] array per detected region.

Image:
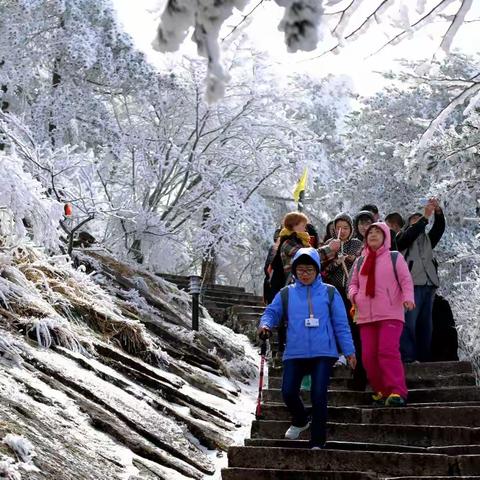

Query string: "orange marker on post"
[[64, 203, 73, 216]]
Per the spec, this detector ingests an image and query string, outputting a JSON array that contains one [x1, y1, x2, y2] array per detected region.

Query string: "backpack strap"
[[356, 256, 365, 273], [326, 284, 335, 319], [390, 251, 400, 287], [280, 286, 289, 328]]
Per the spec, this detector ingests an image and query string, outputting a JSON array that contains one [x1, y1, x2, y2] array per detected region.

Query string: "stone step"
[[222, 468, 377, 480], [229, 305, 265, 315], [245, 440, 480, 459], [250, 421, 480, 447], [204, 291, 263, 302], [267, 361, 473, 379], [204, 301, 262, 312], [203, 297, 263, 308], [157, 274, 246, 293], [245, 438, 430, 453], [262, 386, 480, 406], [258, 404, 480, 427], [227, 447, 458, 476], [261, 402, 480, 427], [387, 477, 480, 480], [223, 469, 480, 480], [267, 373, 476, 390]]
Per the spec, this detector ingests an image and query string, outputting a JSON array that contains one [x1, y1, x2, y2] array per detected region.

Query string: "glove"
[[258, 327, 271, 341]]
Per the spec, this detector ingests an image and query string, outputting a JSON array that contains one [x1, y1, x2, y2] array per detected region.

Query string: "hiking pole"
[[255, 338, 268, 420]]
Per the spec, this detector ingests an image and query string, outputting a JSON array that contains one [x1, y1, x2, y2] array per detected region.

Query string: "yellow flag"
[[293, 168, 307, 202]]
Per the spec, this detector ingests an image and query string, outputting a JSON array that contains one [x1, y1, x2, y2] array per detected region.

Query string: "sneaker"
[[284, 421, 311, 440], [371, 392, 385, 407], [385, 393, 406, 407]]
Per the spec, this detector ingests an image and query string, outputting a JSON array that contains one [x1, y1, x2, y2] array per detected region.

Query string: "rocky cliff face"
[[0, 246, 257, 479]]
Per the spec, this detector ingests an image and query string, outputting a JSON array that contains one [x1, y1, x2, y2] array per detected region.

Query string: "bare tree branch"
[[437, 0, 473, 55], [306, 0, 390, 61], [221, 0, 266, 42], [370, 0, 457, 57]]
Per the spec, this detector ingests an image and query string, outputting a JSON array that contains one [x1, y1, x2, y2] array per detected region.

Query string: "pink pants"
[[359, 320, 408, 399]]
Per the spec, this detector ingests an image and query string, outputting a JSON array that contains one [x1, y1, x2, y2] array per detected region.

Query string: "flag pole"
[[297, 190, 304, 212]]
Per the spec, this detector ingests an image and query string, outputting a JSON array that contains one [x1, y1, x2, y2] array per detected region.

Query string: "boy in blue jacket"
[[258, 247, 356, 449]]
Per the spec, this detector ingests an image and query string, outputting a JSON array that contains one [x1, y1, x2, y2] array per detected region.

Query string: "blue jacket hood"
[[291, 247, 321, 273]]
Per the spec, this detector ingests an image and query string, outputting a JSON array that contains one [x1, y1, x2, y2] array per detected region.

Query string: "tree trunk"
[[0, 81, 9, 151], [129, 238, 144, 264], [201, 250, 217, 285], [48, 63, 61, 146], [200, 206, 217, 284]]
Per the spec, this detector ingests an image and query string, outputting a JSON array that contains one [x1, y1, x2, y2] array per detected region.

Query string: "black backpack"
[[431, 294, 458, 361], [268, 243, 287, 296]]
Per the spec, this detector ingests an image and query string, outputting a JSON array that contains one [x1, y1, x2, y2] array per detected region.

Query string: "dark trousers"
[[282, 357, 334, 447], [401, 285, 436, 362]]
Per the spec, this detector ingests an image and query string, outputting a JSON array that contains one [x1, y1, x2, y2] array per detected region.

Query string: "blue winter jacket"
[[259, 248, 355, 361]]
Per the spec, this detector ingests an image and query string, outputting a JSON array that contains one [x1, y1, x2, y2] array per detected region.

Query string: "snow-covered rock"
[[0, 245, 257, 479]]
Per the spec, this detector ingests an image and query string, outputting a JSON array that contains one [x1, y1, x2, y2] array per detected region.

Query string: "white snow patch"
[[2, 434, 36, 464]]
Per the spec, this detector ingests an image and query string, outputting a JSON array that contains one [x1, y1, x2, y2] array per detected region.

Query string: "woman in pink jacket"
[[348, 222, 415, 407]]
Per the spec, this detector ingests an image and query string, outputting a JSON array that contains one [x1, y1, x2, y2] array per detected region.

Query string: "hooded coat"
[[348, 222, 414, 324], [324, 213, 363, 291], [259, 248, 355, 361], [353, 210, 375, 242]]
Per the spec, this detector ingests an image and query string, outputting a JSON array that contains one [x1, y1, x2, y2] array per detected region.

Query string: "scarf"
[[361, 246, 377, 298], [278, 228, 311, 247]]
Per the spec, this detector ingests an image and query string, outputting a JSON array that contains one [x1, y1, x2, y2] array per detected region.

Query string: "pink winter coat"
[[348, 222, 414, 324]]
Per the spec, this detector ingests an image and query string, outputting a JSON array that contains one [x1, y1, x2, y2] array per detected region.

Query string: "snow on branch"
[[0, 153, 63, 248], [153, 0, 249, 102], [409, 80, 480, 161], [438, 0, 473, 54], [371, 0, 458, 57], [275, 0, 324, 53], [153, 0, 472, 99]]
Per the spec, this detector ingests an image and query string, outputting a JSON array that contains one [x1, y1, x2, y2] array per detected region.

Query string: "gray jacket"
[[397, 211, 445, 287]]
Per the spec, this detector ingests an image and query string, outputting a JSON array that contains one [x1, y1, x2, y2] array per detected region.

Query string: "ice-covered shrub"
[[0, 153, 62, 249], [0, 335, 23, 368], [452, 267, 480, 377]]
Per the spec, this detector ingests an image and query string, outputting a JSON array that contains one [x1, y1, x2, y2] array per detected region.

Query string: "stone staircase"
[[222, 356, 480, 479], [158, 273, 265, 341]]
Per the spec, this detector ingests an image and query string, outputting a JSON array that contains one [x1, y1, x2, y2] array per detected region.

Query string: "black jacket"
[[396, 210, 446, 252]]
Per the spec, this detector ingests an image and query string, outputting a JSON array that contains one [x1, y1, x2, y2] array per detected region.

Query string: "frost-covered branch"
[[437, 0, 473, 55], [222, 0, 266, 42], [313, 0, 389, 58], [411, 80, 480, 156], [371, 0, 459, 57]]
